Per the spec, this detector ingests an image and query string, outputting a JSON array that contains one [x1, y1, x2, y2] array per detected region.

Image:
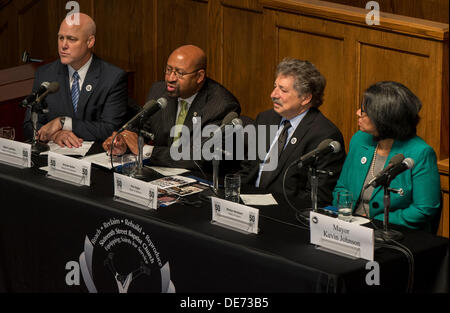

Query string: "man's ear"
[[301, 94, 312, 106], [87, 35, 96, 49], [197, 69, 206, 84]]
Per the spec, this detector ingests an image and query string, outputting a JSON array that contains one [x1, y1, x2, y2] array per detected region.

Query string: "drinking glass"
[[0, 127, 15, 140], [224, 174, 241, 203], [337, 190, 353, 222], [121, 154, 137, 177]]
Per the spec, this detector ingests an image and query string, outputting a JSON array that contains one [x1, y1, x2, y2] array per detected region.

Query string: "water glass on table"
[[121, 154, 137, 177], [0, 127, 15, 140], [337, 190, 353, 222], [224, 174, 241, 203]]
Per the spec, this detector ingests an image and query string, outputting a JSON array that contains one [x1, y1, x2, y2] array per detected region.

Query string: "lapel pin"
[[290, 137, 297, 145], [86, 84, 92, 92], [193, 112, 198, 117], [361, 157, 367, 165]]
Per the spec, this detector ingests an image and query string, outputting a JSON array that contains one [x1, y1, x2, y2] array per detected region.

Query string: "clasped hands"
[[37, 117, 83, 148], [102, 130, 139, 156]]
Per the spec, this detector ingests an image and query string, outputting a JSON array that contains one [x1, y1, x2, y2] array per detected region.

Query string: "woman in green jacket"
[[333, 81, 440, 230]]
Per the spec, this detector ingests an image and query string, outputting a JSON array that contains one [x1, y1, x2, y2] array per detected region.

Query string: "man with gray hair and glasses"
[[239, 58, 345, 205]]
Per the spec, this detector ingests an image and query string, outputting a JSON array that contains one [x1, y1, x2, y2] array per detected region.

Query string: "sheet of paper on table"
[[82, 152, 127, 169], [240, 194, 278, 206], [40, 141, 94, 157], [145, 166, 190, 176]]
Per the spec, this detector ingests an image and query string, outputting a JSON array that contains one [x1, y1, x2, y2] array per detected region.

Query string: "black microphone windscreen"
[[47, 82, 60, 93], [317, 138, 334, 150], [142, 99, 157, 110], [221, 112, 239, 126], [389, 154, 405, 165]]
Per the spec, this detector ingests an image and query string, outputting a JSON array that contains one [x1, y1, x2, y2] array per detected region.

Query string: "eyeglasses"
[[360, 103, 368, 116], [164, 66, 202, 79]]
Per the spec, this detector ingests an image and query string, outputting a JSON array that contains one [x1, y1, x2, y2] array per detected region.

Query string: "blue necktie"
[[71, 71, 80, 112]]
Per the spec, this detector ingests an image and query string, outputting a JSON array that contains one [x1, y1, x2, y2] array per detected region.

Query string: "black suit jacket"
[[24, 55, 128, 141], [140, 78, 241, 170], [239, 108, 346, 205]]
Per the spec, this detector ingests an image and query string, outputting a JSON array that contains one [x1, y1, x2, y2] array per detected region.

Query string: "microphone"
[[35, 81, 60, 103], [22, 51, 43, 64], [364, 155, 414, 189], [364, 153, 404, 189], [119, 97, 168, 132], [20, 82, 52, 107], [203, 112, 242, 142], [297, 139, 341, 168]]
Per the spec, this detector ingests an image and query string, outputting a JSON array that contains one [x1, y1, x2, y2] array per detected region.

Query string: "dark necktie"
[[276, 120, 291, 159], [258, 120, 292, 188], [71, 71, 80, 112]]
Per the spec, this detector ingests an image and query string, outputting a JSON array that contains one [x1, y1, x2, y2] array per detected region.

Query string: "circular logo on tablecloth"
[[78, 218, 175, 293]]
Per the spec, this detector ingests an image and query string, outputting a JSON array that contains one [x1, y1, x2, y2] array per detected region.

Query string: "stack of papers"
[[151, 176, 209, 197]]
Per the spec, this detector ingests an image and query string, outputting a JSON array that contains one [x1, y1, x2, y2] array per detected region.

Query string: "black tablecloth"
[[0, 151, 448, 293]]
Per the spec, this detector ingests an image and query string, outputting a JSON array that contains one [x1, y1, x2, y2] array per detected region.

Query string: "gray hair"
[[276, 58, 326, 108]]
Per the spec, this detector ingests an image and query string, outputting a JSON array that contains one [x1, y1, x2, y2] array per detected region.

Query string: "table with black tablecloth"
[[0, 150, 448, 293]]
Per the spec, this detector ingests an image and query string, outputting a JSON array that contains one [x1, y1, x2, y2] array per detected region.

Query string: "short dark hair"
[[276, 58, 326, 108], [362, 81, 421, 141]]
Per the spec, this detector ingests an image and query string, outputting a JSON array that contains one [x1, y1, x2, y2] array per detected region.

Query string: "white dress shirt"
[[255, 109, 309, 187], [62, 55, 93, 131]]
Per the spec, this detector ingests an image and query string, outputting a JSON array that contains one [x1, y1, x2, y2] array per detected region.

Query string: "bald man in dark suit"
[[24, 13, 127, 147], [103, 45, 240, 170]]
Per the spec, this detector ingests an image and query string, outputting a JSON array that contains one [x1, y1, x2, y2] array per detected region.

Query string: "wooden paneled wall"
[[0, 0, 448, 161], [329, 0, 449, 23]]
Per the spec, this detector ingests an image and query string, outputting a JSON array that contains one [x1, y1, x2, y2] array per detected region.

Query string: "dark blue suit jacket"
[[24, 55, 128, 141]]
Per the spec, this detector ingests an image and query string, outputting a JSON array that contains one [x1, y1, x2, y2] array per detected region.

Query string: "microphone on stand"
[[20, 82, 59, 107], [203, 112, 242, 141], [118, 97, 168, 132], [35, 82, 60, 103], [364, 155, 414, 189], [22, 51, 43, 64], [297, 139, 341, 168]]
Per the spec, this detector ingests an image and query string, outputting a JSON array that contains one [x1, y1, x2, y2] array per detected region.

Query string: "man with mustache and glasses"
[[239, 58, 345, 205], [103, 45, 240, 170]]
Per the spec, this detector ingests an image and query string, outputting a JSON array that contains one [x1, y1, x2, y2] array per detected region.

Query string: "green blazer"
[[333, 131, 441, 230]]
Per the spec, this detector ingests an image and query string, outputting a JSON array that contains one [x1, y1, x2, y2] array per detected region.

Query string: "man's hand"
[[102, 130, 138, 156], [53, 130, 83, 148], [37, 118, 62, 142]]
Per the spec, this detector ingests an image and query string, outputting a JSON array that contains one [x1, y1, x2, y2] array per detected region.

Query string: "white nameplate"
[[0, 138, 31, 168], [211, 197, 259, 234], [114, 173, 158, 210], [47, 151, 91, 186], [310, 212, 374, 261]]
